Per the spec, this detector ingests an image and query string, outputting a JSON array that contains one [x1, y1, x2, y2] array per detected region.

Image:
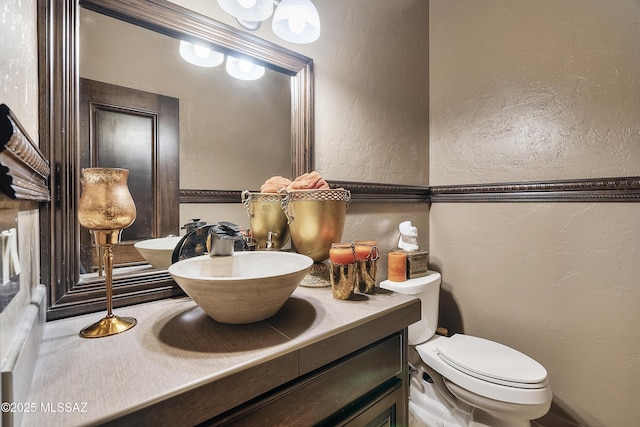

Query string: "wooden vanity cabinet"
[[21, 291, 420, 427], [205, 332, 408, 426]]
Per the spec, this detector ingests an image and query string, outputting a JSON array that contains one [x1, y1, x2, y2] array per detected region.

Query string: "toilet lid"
[[436, 334, 548, 388]]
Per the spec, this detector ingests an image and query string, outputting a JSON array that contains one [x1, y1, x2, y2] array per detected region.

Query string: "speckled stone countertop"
[[21, 286, 419, 426]]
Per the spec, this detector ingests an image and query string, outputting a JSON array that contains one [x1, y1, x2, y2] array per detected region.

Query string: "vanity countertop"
[[21, 285, 420, 426]]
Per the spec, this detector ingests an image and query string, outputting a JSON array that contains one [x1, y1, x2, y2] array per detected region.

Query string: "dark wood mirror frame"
[[38, 0, 431, 320], [38, 0, 318, 320]]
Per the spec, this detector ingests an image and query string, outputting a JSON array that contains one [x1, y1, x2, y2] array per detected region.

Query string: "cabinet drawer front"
[[216, 333, 403, 426]]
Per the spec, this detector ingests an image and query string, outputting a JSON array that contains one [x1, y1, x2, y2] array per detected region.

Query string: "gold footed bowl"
[[242, 190, 290, 250], [282, 188, 351, 287]]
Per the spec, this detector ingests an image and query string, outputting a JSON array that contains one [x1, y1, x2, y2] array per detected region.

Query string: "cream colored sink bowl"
[[134, 236, 182, 270], [168, 251, 313, 324]]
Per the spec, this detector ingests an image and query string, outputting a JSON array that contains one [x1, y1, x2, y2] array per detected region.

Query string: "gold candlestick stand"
[[79, 229, 137, 338], [77, 168, 137, 338]]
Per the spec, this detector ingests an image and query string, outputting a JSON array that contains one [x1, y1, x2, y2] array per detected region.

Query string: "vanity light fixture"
[[271, 0, 320, 44], [218, 0, 273, 22], [179, 41, 265, 81], [225, 55, 266, 80], [179, 40, 225, 67], [217, 0, 321, 44]]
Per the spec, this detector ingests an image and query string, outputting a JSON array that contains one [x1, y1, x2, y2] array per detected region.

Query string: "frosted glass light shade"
[[226, 56, 266, 81], [218, 0, 273, 22], [272, 0, 320, 44], [179, 41, 225, 67]]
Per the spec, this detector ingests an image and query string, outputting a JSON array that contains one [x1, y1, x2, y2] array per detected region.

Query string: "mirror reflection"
[[79, 8, 292, 276], [0, 208, 20, 313], [43, 0, 313, 319]]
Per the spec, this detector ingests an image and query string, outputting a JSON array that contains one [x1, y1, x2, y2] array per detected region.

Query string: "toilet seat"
[[416, 335, 552, 405], [436, 334, 548, 388]]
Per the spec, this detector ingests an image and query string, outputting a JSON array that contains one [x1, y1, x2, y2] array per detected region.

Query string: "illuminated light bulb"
[[238, 0, 257, 8], [226, 56, 265, 81], [272, 0, 320, 44], [238, 59, 253, 73], [217, 0, 273, 22], [288, 14, 306, 34], [194, 44, 211, 58], [179, 40, 224, 67]]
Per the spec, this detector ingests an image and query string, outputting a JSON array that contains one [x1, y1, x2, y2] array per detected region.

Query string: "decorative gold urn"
[[77, 168, 137, 338], [281, 188, 350, 286], [242, 190, 290, 250]]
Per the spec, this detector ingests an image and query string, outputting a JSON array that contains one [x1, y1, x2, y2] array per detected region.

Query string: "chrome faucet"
[[207, 223, 245, 256], [181, 218, 207, 234]]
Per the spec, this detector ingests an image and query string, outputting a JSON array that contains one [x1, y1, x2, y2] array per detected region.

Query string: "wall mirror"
[[39, 0, 314, 320]]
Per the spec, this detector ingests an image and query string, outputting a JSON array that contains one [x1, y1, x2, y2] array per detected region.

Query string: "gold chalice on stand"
[[281, 188, 350, 287], [77, 168, 137, 338]]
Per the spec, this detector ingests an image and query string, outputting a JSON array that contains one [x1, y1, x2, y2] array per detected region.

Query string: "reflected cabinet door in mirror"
[[79, 78, 180, 273]]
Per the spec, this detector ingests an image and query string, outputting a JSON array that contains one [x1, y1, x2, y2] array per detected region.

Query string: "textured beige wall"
[[0, 0, 40, 363], [169, 0, 429, 186], [430, 1, 640, 426], [172, 0, 430, 273], [430, 0, 640, 185]]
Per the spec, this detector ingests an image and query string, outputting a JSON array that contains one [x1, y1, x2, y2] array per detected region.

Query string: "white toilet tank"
[[380, 271, 441, 345]]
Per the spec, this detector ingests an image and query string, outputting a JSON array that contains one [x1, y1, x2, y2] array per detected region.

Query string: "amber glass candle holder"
[[355, 241, 379, 294], [328, 242, 357, 300], [77, 168, 137, 338]]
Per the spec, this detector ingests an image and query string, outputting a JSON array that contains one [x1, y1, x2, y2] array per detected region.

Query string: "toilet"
[[380, 272, 552, 427]]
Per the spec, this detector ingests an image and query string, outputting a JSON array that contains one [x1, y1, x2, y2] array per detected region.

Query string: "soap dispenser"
[[263, 231, 277, 250]]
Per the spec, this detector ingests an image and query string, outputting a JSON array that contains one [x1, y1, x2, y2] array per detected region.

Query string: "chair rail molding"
[[431, 176, 640, 203], [0, 104, 50, 202]]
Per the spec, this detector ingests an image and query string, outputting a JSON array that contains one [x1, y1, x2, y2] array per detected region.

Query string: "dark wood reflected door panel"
[[79, 78, 179, 272]]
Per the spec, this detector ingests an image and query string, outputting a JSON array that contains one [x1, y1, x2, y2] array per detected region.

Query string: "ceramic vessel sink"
[[168, 251, 313, 324], [134, 236, 182, 270]]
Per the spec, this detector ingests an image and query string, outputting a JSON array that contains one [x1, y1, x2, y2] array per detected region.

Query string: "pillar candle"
[[355, 240, 377, 260], [388, 251, 407, 282], [329, 243, 356, 265]]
